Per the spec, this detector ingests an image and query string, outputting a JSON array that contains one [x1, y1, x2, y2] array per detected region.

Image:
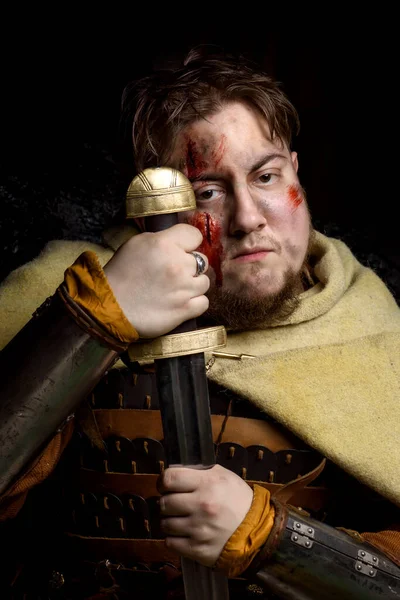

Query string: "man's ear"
[[291, 151, 299, 173]]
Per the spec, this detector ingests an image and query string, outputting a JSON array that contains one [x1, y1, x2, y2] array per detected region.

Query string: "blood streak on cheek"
[[190, 212, 224, 286], [287, 185, 303, 211]]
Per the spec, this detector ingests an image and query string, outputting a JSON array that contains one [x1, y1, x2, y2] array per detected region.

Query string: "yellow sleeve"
[[63, 250, 138, 344], [215, 484, 275, 577]]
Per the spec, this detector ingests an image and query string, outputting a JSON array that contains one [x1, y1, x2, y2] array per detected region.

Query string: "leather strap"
[[92, 409, 304, 451], [272, 458, 327, 504]]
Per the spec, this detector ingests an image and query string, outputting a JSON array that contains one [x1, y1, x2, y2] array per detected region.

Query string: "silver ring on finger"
[[191, 251, 207, 277]]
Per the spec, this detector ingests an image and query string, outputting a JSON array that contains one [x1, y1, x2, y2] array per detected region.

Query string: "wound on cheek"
[[190, 212, 224, 287], [287, 185, 303, 211]]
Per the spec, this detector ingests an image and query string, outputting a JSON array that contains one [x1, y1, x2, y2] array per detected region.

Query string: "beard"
[[201, 229, 315, 331], [202, 267, 301, 330]]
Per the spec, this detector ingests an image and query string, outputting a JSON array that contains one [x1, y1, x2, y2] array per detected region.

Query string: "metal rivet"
[[293, 535, 298, 541], [369, 570, 375, 576], [308, 528, 313, 534], [305, 541, 311, 548], [296, 522, 301, 528], [357, 564, 362, 571], [373, 557, 377, 562], [361, 551, 366, 557]]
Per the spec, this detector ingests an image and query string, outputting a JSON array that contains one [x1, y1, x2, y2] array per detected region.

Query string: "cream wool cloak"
[[1, 230, 399, 505]]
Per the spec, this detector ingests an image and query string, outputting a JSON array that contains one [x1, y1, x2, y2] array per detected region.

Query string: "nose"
[[229, 186, 267, 237]]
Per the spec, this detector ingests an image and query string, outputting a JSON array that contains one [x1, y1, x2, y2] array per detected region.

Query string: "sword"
[[126, 167, 230, 599]]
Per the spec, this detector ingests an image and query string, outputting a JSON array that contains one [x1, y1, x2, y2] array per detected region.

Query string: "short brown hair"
[[121, 48, 300, 174]]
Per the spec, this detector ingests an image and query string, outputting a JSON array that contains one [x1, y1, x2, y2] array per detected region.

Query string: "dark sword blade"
[[146, 213, 229, 599]]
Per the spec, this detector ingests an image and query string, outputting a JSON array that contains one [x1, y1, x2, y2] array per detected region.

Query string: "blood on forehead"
[[183, 138, 208, 179], [181, 134, 226, 180]]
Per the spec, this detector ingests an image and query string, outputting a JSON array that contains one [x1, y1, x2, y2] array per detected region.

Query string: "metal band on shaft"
[[128, 325, 226, 361]]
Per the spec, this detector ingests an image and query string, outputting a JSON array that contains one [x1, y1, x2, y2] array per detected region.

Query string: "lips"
[[232, 246, 273, 259]]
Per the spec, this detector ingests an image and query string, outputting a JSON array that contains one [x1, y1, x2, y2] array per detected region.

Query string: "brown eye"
[[201, 190, 215, 200], [195, 188, 223, 203], [259, 174, 272, 183]]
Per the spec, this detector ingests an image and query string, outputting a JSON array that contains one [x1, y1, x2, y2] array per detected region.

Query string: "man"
[[1, 49, 399, 598]]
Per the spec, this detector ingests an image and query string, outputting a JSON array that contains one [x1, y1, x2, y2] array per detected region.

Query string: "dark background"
[[1, 12, 398, 300]]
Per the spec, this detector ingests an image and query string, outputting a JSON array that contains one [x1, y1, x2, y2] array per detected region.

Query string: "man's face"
[[169, 101, 311, 327]]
